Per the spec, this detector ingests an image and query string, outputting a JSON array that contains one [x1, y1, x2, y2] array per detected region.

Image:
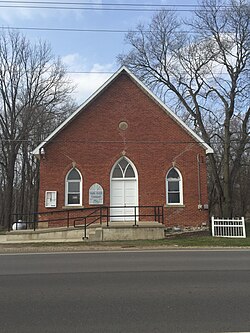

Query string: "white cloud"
[[0, 1, 57, 23], [71, 71, 112, 104], [0, 6, 33, 23], [62, 53, 85, 70], [0, 0, 104, 23], [62, 53, 115, 104]]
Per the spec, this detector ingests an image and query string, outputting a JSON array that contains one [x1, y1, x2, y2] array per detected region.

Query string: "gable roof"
[[32, 66, 213, 157]]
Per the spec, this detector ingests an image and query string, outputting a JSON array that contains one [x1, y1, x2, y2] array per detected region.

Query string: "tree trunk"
[[3, 155, 16, 230]]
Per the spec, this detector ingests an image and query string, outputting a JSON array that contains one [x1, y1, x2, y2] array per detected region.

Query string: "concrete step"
[[107, 221, 164, 228]]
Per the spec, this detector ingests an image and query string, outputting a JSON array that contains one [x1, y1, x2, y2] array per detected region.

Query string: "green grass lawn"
[[19, 236, 250, 248], [1, 223, 249, 250], [162, 235, 250, 247]]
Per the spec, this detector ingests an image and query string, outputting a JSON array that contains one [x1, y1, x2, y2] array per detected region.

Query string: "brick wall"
[[38, 72, 209, 227]]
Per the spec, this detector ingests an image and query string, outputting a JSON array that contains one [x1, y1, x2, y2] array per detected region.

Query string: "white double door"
[[110, 179, 138, 221]]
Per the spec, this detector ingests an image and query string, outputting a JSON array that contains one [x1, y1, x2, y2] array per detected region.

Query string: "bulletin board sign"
[[89, 183, 104, 205]]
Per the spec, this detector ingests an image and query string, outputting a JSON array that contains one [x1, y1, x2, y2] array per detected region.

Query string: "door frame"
[[110, 156, 139, 221]]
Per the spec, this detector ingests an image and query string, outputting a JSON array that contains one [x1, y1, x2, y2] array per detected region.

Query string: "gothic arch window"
[[111, 157, 136, 179], [166, 168, 183, 205], [65, 168, 82, 206]]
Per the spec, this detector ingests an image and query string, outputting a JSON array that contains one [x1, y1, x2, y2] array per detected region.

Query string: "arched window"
[[166, 168, 183, 205], [65, 168, 82, 206], [112, 157, 136, 179]]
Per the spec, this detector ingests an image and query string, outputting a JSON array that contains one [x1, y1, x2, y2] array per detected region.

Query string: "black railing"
[[106, 205, 164, 226], [11, 205, 164, 237], [73, 207, 107, 239], [11, 207, 103, 232]]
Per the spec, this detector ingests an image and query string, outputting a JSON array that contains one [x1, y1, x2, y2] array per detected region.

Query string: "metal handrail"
[[11, 205, 164, 232], [73, 207, 105, 239], [11, 206, 105, 231], [74, 215, 103, 239]]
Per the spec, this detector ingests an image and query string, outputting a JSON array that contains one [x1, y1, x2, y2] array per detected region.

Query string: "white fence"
[[211, 216, 246, 238]]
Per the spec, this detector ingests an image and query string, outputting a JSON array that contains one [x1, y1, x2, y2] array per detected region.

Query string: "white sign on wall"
[[45, 191, 57, 208], [89, 183, 104, 205]]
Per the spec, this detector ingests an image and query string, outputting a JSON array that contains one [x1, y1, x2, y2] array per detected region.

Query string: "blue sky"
[[0, 0, 198, 103]]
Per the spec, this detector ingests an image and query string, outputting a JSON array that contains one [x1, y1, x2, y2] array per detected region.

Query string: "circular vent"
[[119, 121, 128, 130]]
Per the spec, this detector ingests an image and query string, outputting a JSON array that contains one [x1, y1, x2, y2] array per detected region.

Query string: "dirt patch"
[[165, 230, 210, 239]]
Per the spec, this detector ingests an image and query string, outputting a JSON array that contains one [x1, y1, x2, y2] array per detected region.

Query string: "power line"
[[0, 1, 232, 8], [66, 70, 231, 75], [0, 5, 202, 12], [67, 71, 113, 74], [0, 25, 237, 35], [0, 26, 142, 33], [0, 138, 216, 145], [0, 2, 233, 12], [0, 61, 232, 75], [67, 72, 231, 75], [0, 26, 198, 34]]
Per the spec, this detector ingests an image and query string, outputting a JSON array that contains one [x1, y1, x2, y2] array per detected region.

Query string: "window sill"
[[62, 206, 84, 210], [164, 204, 185, 208]]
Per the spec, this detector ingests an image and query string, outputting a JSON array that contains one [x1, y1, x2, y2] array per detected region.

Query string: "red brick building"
[[33, 66, 213, 227]]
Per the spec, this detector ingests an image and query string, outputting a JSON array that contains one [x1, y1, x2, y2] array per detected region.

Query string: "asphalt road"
[[0, 249, 250, 333]]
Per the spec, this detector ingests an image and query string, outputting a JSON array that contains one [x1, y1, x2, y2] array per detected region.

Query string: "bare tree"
[[0, 30, 75, 229], [118, 0, 250, 217]]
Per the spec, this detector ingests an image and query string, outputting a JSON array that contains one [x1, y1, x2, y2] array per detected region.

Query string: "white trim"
[[110, 156, 139, 221], [32, 66, 213, 157], [122, 68, 213, 155], [166, 167, 184, 206], [32, 68, 123, 157], [65, 168, 83, 207], [110, 156, 139, 181]]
